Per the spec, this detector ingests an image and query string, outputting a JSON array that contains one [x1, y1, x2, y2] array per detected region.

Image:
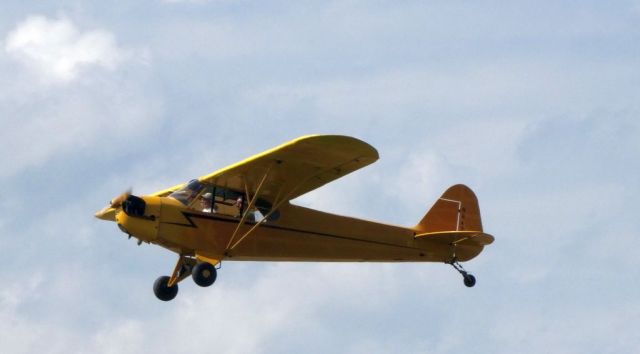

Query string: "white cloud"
[[0, 80, 161, 177], [90, 320, 146, 354], [0, 15, 160, 178], [429, 119, 530, 178], [162, 0, 222, 3], [488, 304, 640, 354], [391, 151, 451, 204], [4, 15, 125, 83], [85, 262, 446, 354]]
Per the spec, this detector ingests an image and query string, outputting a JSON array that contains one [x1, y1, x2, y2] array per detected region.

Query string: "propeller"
[[109, 188, 132, 208], [94, 188, 132, 221]]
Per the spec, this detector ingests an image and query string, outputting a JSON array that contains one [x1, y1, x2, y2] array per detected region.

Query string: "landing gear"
[[153, 276, 178, 301], [152, 257, 220, 301], [447, 258, 476, 288], [192, 262, 217, 287]]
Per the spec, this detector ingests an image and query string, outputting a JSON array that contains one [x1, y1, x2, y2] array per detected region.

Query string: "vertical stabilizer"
[[414, 184, 483, 233]]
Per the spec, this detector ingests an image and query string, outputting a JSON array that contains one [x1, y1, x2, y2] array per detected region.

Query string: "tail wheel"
[[447, 257, 477, 288], [153, 276, 178, 301], [192, 262, 217, 287], [463, 274, 476, 288]]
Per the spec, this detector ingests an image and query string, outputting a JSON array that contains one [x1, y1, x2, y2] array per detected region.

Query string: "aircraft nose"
[[114, 196, 161, 242], [95, 206, 116, 221], [116, 209, 158, 242], [95, 189, 132, 221]]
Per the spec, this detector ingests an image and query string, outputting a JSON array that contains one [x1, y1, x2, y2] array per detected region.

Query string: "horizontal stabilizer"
[[414, 231, 494, 246]]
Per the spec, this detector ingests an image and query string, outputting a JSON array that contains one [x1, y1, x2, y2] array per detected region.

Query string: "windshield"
[[168, 179, 204, 205]]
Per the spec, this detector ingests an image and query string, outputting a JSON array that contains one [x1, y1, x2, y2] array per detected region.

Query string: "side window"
[[196, 184, 281, 221], [201, 186, 244, 217]]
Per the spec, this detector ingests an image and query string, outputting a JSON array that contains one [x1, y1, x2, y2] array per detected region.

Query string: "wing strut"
[[225, 163, 274, 250], [227, 179, 301, 251], [224, 163, 333, 252]]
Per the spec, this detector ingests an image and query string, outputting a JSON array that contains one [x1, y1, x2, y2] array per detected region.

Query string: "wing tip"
[[294, 134, 379, 159]]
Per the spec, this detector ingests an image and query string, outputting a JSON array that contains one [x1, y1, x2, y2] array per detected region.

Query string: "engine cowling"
[[116, 195, 161, 242], [123, 195, 146, 217]]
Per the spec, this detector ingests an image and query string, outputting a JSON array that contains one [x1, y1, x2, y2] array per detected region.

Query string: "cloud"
[[488, 303, 640, 354], [0, 79, 162, 177], [4, 15, 125, 83], [0, 15, 160, 179], [162, 0, 226, 3]]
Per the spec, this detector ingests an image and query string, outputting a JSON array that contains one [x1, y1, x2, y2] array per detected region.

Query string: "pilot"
[[200, 192, 215, 213], [234, 196, 256, 222]]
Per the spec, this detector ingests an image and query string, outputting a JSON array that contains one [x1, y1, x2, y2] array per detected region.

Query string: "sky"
[[1, 1, 639, 353]]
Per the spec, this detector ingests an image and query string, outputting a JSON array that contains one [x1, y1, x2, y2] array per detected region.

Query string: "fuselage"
[[115, 195, 482, 263]]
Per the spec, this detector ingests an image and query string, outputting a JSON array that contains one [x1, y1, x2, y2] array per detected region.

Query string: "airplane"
[[95, 135, 494, 301]]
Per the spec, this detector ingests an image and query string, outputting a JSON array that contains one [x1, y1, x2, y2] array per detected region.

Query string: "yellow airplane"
[[95, 135, 494, 301]]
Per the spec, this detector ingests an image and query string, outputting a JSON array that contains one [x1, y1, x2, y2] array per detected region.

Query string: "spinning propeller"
[[109, 188, 132, 208], [94, 188, 132, 221]]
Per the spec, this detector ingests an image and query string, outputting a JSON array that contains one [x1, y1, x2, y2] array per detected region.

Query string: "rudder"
[[414, 184, 483, 233]]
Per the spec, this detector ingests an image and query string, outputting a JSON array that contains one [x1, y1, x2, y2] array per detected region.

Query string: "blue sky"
[[1, 1, 639, 353]]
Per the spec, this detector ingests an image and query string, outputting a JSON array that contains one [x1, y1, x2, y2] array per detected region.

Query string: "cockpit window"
[[168, 179, 204, 205], [169, 180, 281, 221]]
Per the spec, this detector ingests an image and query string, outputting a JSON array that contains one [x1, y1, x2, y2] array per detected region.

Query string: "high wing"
[[151, 135, 379, 204]]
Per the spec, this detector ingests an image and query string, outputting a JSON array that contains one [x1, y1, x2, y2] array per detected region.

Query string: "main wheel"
[[192, 262, 217, 287], [463, 274, 476, 288], [153, 276, 178, 301]]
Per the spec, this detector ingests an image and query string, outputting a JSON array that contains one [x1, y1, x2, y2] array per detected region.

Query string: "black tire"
[[153, 276, 178, 301], [192, 262, 217, 287], [463, 274, 476, 288]]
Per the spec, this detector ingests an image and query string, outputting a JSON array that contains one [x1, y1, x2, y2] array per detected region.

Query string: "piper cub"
[[95, 135, 494, 301]]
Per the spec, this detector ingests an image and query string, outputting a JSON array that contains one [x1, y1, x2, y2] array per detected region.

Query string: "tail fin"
[[415, 184, 483, 233]]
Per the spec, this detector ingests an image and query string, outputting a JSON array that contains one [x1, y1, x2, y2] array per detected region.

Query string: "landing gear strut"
[[447, 258, 476, 288]]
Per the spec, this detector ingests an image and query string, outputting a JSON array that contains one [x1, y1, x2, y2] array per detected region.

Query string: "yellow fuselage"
[[116, 196, 482, 263]]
